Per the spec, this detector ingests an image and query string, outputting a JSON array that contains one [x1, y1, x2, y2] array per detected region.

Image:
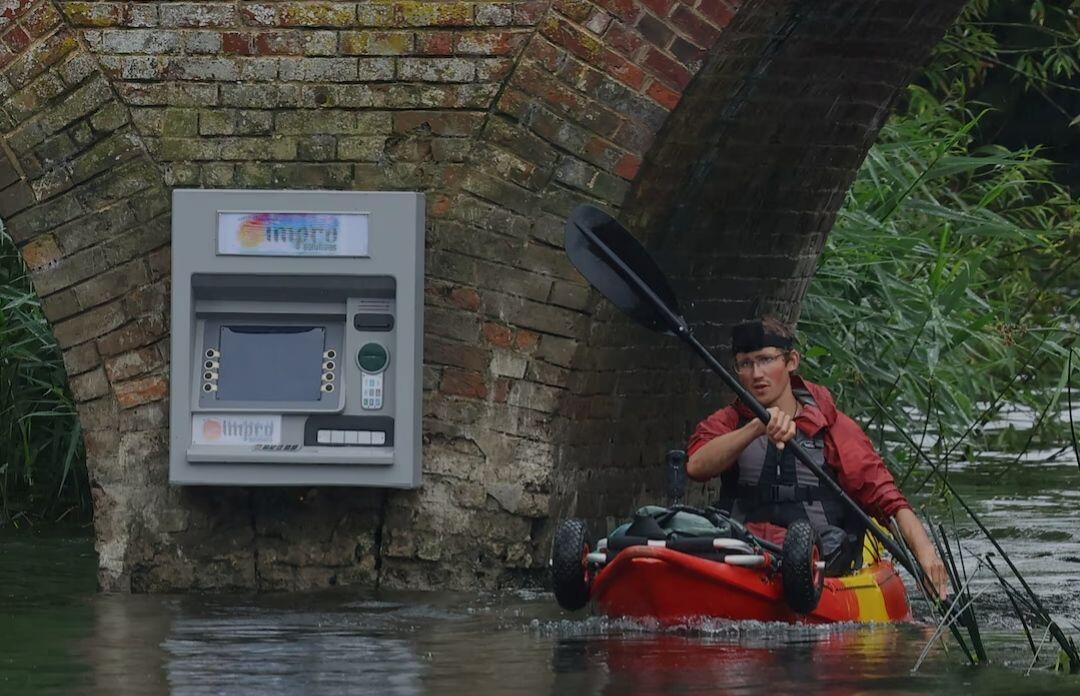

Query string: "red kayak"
[[552, 517, 911, 624], [589, 545, 911, 625]]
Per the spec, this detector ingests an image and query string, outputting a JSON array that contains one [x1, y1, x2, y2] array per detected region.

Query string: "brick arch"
[[0, 0, 962, 591]]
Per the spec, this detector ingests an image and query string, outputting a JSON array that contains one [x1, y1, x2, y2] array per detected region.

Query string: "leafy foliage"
[[801, 101, 1078, 476], [0, 223, 88, 524], [800, 1, 1079, 482]]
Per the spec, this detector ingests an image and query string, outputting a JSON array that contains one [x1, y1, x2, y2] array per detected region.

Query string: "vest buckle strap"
[[772, 484, 797, 502], [736, 484, 817, 504]]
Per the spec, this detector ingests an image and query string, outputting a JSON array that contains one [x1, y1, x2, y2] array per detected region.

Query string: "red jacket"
[[686, 376, 911, 525]]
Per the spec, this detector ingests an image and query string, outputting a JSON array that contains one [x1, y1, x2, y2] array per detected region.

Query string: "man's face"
[[733, 348, 799, 406]]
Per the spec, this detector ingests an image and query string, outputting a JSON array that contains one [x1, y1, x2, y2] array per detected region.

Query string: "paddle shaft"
[[577, 220, 918, 577]]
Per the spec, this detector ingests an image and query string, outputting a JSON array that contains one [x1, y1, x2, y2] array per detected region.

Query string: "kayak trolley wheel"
[[782, 519, 825, 614], [551, 518, 592, 611]]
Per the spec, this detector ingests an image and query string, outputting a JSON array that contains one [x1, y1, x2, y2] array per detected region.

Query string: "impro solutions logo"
[[236, 213, 339, 252], [192, 415, 281, 446], [217, 212, 369, 257]]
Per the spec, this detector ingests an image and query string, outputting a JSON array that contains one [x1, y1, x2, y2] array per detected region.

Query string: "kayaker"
[[686, 317, 949, 598]]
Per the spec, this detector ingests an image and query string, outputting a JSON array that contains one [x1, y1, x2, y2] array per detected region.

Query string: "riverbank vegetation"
[[802, 0, 1078, 490], [800, 0, 1080, 673], [0, 223, 88, 526]]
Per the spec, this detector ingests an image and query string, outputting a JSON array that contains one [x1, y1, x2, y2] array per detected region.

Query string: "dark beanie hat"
[[731, 320, 794, 354]]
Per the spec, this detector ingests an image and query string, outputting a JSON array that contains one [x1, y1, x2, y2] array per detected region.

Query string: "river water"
[[2, 455, 1078, 694]]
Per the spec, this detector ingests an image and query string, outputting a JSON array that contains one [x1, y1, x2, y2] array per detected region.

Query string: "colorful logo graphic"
[[237, 218, 266, 248], [202, 419, 223, 441], [230, 213, 340, 253], [218, 212, 369, 257]]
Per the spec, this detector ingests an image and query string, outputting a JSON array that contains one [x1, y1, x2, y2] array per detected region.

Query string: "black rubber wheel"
[[551, 518, 591, 611], [782, 519, 825, 614]]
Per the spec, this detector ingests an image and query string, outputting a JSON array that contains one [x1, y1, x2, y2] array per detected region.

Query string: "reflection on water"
[[1, 462, 1079, 695]]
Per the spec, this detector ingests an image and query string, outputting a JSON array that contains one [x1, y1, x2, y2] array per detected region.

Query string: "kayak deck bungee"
[[588, 542, 911, 625]]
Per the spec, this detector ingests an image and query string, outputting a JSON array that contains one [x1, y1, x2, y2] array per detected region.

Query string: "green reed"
[[0, 223, 88, 525], [801, 0, 1080, 672]]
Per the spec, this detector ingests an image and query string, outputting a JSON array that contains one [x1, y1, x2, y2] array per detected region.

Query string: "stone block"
[[198, 109, 234, 135], [159, 3, 238, 27], [162, 108, 198, 136], [200, 162, 234, 186], [164, 57, 240, 81], [262, 162, 352, 188], [5, 192, 83, 244], [19, 234, 61, 270], [395, 2, 475, 27], [119, 399, 168, 432], [62, 341, 100, 376], [336, 136, 385, 160], [52, 201, 136, 254], [397, 57, 475, 82], [183, 31, 224, 54], [236, 109, 272, 135], [89, 102, 129, 133], [439, 367, 487, 399], [76, 395, 118, 430], [89, 29, 182, 54], [220, 83, 302, 108], [340, 31, 415, 55], [73, 158, 157, 208], [238, 57, 278, 81], [72, 259, 148, 309], [278, 57, 363, 82], [424, 335, 491, 372], [69, 130, 141, 183], [114, 374, 168, 409], [241, 2, 357, 27], [41, 288, 80, 321], [426, 306, 480, 342], [5, 72, 67, 123], [69, 365, 110, 401], [475, 4, 514, 26], [53, 300, 127, 348], [96, 313, 166, 356], [6, 32, 77, 90], [491, 350, 527, 379]]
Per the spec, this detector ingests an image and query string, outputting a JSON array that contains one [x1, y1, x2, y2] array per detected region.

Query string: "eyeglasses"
[[733, 352, 788, 373]]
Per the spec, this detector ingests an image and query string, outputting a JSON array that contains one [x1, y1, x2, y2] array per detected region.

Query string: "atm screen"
[[217, 326, 325, 402]]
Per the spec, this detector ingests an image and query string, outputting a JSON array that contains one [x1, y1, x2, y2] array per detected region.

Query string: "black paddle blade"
[[564, 204, 683, 335]]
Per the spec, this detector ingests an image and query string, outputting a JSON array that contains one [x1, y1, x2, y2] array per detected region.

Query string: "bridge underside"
[[0, 0, 964, 591]]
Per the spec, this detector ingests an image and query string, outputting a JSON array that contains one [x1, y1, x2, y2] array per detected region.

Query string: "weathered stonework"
[[0, 0, 965, 592]]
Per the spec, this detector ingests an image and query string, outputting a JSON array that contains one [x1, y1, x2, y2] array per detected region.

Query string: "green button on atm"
[[357, 342, 388, 410]]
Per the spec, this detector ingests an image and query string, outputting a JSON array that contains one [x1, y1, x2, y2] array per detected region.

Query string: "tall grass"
[[800, 0, 1080, 672], [0, 223, 88, 525], [801, 0, 1080, 484], [800, 97, 1079, 478]]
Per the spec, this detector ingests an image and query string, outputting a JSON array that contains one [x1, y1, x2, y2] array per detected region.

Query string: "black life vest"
[[716, 388, 864, 572]]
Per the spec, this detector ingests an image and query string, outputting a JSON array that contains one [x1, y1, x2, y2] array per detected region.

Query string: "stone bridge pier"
[[0, 0, 964, 591]]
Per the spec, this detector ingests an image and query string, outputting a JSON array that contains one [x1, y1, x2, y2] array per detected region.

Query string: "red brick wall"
[[0, 0, 964, 591]]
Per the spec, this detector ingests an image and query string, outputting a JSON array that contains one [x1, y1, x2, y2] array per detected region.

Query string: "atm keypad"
[[361, 372, 383, 410]]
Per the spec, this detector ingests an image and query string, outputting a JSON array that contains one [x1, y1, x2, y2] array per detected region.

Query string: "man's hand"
[[763, 406, 798, 450], [916, 548, 950, 601]]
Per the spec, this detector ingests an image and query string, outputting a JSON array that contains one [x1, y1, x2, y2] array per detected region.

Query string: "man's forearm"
[[686, 421, 764, 481], [894, 507, 949, 598]]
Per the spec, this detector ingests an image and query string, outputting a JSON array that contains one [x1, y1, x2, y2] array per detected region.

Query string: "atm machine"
[[169, 190, 423, 487]]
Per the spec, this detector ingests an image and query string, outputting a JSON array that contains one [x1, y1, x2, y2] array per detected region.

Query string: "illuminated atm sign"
[[217, 212, 369, 257]]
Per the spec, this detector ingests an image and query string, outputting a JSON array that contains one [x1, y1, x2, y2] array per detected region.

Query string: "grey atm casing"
[[169, 190, 423, 487]]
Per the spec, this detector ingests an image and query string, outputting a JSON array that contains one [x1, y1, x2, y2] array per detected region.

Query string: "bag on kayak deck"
[[614, 505, 735, 541]]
